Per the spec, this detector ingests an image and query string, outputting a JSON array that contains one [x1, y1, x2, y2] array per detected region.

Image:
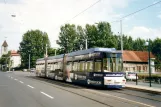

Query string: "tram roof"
[[37, 48, 120, 61], [68, 48, 117, 57]]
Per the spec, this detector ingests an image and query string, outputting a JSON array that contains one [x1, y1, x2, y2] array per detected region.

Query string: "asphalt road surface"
[[1, 71, 161, 107]]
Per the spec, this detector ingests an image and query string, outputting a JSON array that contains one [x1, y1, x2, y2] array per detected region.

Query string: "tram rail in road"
[[25, 76, 159, 107]]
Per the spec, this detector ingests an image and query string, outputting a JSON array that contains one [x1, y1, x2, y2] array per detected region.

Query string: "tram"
[[36, 48, 126, 88]]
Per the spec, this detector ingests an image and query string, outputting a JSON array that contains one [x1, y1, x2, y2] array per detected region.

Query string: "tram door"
[[109, 53, 122, 72], [63, 54, 67, 80], [110, 53, 117, 72]]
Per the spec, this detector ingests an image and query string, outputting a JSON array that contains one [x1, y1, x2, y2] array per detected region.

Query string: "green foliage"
[[0, 51, 11, 65], [151, 38, 161, 69], [138, 73, 161, 83], [19, 30, 50, 68], [0, 51, 11, 71], [133, 38, 146, 51], [57, 24, 78, 53]]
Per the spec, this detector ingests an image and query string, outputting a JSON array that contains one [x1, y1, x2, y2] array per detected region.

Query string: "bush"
[[138, 73, 161, 83]]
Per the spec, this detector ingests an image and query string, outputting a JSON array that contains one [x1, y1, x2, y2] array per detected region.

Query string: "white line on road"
[[14, 79, 18, 81], [11, 77, 13, 79], [27, 85, 34, 89], [40, 91, 54, 99], [19, 81, 24, 84]]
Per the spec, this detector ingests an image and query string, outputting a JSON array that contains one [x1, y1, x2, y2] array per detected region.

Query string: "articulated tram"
[[36, 48, 126, 88]]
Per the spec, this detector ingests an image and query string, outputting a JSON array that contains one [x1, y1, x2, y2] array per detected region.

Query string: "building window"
[[143, 66, 147, 71], [137, 66, 141, 71]]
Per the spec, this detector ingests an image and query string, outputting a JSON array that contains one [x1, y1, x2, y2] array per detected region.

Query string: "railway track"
[[26, 76, 161, 103]]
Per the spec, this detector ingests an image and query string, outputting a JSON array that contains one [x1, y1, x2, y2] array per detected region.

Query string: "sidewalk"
[[126, 82, 161, 93]]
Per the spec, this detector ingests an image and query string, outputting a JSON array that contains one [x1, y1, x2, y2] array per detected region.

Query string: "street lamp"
[[145, 39, 152, 87]]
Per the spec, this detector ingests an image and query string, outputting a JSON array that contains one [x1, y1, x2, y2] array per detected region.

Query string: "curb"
[[125, 85, 161, 94]]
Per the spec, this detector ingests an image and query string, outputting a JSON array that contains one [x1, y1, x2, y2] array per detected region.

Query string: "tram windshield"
[[103, 53, 122, 72]]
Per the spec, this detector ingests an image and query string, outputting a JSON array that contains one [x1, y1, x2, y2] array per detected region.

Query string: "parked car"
[[30, 68, 36, 73], [125, 72, 138, 80], [23, 69, 27, 72]]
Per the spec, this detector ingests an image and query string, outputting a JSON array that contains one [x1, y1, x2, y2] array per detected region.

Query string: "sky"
[[0, 0, 161, 51]]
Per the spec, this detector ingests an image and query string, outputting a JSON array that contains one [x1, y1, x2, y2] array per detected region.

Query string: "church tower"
[[1, 40, 8, 57]]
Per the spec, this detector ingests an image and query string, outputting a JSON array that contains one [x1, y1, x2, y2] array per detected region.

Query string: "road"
[[1, 71, 161, 107]]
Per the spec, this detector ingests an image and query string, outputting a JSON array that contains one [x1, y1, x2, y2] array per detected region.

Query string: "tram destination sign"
[[105, 73, 124, 77]]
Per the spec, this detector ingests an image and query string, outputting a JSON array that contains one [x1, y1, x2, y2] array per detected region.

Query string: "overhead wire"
[[55, 0, 101, 30], [65, 0, 101, 23], [110, 0, 161, 23]]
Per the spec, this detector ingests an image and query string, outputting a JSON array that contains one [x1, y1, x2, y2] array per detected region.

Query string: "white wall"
[[10, 56, 21, 68]]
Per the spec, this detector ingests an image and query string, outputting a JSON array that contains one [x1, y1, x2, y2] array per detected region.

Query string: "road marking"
[[11, 77, 13, 79], [40, 91, 54, 99], [27, 85, 34, 89], [8, 76, 10, 77], [14, 79, 18, 81], [84, 89, 155, 107], [19, 81, 24, 84]]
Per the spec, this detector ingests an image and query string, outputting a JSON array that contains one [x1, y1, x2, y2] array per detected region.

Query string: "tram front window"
[[103, 53, 122, 72]]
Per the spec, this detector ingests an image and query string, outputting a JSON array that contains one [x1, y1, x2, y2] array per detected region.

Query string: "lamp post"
[[145, 39, 151, 87], [148, 39, 152, 87], [118, 20, 124, 71]]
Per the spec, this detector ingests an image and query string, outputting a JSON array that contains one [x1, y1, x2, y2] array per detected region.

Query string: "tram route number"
[[105, 74, 124, 77]]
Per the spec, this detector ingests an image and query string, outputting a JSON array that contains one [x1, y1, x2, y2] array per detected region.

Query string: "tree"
[[119, 35, 133, 50], [85, 22, 118, 49], [0, 51, 11, 71], [19, 30, 50, 68], [85, 24, 98, 48], [133, 38, 146, 51], [57, 24, 78, 53], [151, 38, 161, 70], [76, 25, 86, 50]]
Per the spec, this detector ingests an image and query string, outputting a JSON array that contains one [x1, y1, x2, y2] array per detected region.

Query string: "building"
[[10, 50, 21, 68], [0, 40, 8, 57], [123, 50, 155, 73]]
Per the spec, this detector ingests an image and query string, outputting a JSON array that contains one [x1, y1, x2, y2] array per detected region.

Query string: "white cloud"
[[127, 26, 161, 40], [0, 0, 130, 50]]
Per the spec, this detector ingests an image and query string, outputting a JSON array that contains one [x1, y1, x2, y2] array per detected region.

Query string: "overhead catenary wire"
[[110, 0, 161, 23], [65, 0, 101, 23], [54, 0, 101, 30]]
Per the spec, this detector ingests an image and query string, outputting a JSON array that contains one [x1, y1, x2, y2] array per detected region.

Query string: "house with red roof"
[[123, 50, 155, 73], [10, 50, 21, 68]]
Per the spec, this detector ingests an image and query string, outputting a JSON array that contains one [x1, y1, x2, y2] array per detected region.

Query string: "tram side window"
[[79, 61, 85, 72], [73, 62, 78, 72], [87, 61, 93, 72], [54, 63, 58, 70], [94, 60, 101, 72], [57, 62, 62, 70]]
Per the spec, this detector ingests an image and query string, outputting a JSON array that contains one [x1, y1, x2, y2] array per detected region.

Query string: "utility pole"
[[55, 49, 57, 56], [120, 20, 123, 54], [120, 20, 124, 71], [45, 44, 48, 77], [85, 39, 88, 50], [29, 53, 30, 71], [148, 39, 152, 87], [46, 44, 48, 57]]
